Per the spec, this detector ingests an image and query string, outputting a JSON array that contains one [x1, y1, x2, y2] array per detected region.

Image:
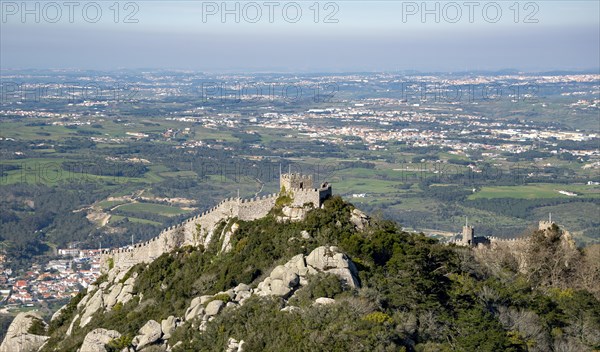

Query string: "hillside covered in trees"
[[3, 196, 600, 352]]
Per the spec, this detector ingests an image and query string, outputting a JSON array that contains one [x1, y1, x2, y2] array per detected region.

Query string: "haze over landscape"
[[2, 1, 599, 71], [0, 1, 599, 352]]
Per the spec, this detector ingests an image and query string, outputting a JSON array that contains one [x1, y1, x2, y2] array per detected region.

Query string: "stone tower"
[[280, 173, 313, 191], [462, 217, 475, 246], [278, 171, 332, 208], [538, 213, 555, 231]]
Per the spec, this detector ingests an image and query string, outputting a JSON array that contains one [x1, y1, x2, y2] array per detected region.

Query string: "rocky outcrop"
[[314, 297, 336, 305], [80, 328, 121, 352], [72, 271, 139, 332], [226, 337, 245, 352], [350, 208, 370, 230], [233, 284, 252, 304], [205, 300, 225, 316], [80, 289, 104, 327], [59, 243, 358, 352], [133, 320, 162, 350], [0, 312, 48, 352], [256, 263, 301, 298], [221, 223, 239, 253], [254, 246, 359, 298], [253, 246, 359, 298], [305, 246, 360, 288], [66, 314, 79, 336], [278, 206, 310, 222], [183, 297, 215, 332], [176, 244, 359, 338], [184, 297, 205, 321], [161, 316, 180, 340], [50, 304, 67, 322], [116, 276, 136, 305], [104, 283, 122, 311]]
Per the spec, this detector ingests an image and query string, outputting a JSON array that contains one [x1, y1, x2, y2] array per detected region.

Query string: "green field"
[[469, 184, 600, 200], [116, 203, 192, 217], [0, 156, 161, 186], [158, 171, 198, 178], [96, 200, 128, 210], [0, 123, 76, 140], [108, 215, 162, 226]]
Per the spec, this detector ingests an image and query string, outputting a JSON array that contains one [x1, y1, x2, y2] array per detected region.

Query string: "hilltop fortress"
[[458, 214, 570, 248], [100, 173, 332, 272]]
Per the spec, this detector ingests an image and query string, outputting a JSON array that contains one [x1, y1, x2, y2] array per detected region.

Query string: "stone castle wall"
[[101, 193, 279, 272], [538, 221, 554, 231], [101, 173, 333, 273], [487, 236, 528, 245], [288, 185, 332, 207]]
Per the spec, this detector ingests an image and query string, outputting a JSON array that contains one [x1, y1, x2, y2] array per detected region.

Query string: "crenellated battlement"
[[283, 175, 332, 208], [538, 220, 555, 231], [487, 236, 527, 243], [101, 173, 334, 272], [280, 173, 314, 191], [101, 192, 281, 271]]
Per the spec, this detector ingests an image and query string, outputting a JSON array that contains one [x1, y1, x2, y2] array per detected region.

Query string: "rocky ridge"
[[59, 245, 360, 351], [2, 193, 371, 352], [81, 246, 360, 352], [0, 312, 48, 352]]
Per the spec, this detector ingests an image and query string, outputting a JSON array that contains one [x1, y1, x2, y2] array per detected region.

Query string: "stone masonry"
[[101, 173, 332, 272]]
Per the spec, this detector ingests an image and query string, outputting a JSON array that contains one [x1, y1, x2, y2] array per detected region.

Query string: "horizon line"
[[1, 67, 599, 75]]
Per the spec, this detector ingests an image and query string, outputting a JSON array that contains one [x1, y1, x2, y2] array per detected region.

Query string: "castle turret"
[[280, 172, 313, 191], [538, 213, 555, 231], [279, 172, 331, 208], [462, 217, 475, 246]]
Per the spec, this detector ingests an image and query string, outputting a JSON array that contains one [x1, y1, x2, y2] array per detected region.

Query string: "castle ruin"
[[101, 173, 332, 272], [538, 213, 555, 231], [460, 218, 490, 247], [280, 173, 332, 207], [458, 214, 561, 248]]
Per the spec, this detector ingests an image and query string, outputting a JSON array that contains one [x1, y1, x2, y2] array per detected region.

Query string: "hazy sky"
[[1, 1, 599, 72]]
